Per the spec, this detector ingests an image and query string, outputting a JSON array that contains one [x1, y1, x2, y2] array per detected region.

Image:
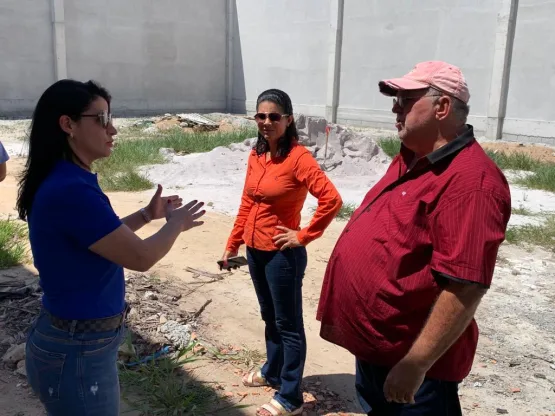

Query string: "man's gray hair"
[[427, 88, 469, 125], [451, 98, 470, 125]]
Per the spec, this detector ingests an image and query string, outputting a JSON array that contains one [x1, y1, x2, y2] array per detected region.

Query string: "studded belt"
[[47, 305, 129, 333]]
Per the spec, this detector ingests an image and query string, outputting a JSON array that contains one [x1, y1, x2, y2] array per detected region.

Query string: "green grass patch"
[[311, 202, 358, 221], [505, 215, 555, 250], [95, 127, 257, 192], [516, 163, 555, 193], [337, 203, 357, 220], [484, 150, 541, 171], [0, 219, 28, 269], [512, 205, 533, 216], [378, 137, 401, 158]]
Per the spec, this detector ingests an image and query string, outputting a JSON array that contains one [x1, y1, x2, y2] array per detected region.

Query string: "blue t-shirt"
[[0, 142, 9, 164], [29, 161, 124, 319]]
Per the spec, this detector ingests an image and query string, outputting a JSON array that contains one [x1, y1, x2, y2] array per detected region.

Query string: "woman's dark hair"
[[254, 89, 298, 157], [16, 79, 111, 221]]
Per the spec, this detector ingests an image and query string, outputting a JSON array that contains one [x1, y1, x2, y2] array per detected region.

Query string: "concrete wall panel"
[[505, 0, 555, 139], [231, 0, 331, 116], [337, 0, 500, 132], [64, 0, 228, 113], [0, 0, 55, 114]]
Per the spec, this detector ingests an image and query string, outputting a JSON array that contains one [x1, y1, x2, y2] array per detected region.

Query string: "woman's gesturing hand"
[[147, 184, 183, 220], [166, 199, 206, 232]]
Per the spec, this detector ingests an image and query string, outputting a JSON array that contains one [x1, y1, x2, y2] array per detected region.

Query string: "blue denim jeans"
[[355, 360, 462, 415], [25, 310, 125, 416], [247, 246, 308, 412]]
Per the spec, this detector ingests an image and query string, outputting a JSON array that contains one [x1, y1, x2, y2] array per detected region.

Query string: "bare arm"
[[90, 201, 205, 272], [0, 163, 6, 182], [121, 208, 149, 232], [383, 281, 487, 403], [404, 282, 486, 369]]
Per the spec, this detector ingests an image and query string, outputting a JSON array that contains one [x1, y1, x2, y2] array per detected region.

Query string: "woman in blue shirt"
[[16, 79, 206, 416]]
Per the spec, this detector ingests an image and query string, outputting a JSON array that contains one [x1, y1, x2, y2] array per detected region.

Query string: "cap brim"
[[378, 78, 429, 96]]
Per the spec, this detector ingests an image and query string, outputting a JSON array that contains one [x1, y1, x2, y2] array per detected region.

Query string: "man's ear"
[[435, 96, 452, 122]]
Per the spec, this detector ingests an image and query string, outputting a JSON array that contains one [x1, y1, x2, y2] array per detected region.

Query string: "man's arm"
[[404, 281, 486, 369], [384, 281, 486, 403]]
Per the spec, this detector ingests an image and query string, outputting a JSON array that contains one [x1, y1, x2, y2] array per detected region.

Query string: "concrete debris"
[[15, 359, 27, 377], [295, 114, 390, 175], [2, 343, 25, 366], [159, 320, 192, 349], [131, 119, 154, 127], [118, 342, 136, 358], [142, 125, 159, 135], [177, 113, 218, 127], [143, 291, 158, 300]]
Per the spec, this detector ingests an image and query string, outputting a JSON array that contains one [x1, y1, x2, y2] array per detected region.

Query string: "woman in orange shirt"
[[222, 89, 342, 416]]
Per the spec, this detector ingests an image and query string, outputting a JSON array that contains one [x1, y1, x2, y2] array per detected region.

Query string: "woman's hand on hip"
[[166, 199, 206, 232], [147, 184, 183, 220], [273, 226, 302, 250]]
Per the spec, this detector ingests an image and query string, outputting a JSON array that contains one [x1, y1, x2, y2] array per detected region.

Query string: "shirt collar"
[[400, 124, 475, 166]]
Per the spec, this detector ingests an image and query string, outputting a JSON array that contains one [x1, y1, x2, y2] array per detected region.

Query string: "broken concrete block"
[[2, 343, 25, 366], [159, 320, 192, 349], [16, 359, 27, 377], [118, 342, 136, 358], [296, 115, 328, 147]]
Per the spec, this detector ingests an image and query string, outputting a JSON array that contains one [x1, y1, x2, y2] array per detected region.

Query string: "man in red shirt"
[[317, 61, 511, 415]]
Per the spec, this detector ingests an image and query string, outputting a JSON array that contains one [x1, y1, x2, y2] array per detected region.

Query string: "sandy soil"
[[0, 144, 554, 415]]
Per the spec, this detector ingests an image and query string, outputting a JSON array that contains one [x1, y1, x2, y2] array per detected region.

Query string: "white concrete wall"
[[64, 0, 228, 114], [336, 0, 500, 134], [230, 0, 331, 116], [0, 0, 228, 115], [1, 0, 554, 142], [504, 0, 555, 143], [0, 0, 55, 114]]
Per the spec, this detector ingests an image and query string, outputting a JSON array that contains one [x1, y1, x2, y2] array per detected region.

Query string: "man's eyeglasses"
[[254, 112, 290, 123], [80, 110, 112, 128], [393, 90, 443, 109]]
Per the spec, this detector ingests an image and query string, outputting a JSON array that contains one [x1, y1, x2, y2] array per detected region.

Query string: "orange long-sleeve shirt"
[[226, 143, 343, 252]]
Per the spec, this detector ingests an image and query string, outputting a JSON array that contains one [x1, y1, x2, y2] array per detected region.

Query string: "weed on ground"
[[0, 218, 27, 269]]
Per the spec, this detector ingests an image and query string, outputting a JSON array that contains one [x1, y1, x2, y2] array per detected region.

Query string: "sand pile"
[[142, 115, 392, 216]]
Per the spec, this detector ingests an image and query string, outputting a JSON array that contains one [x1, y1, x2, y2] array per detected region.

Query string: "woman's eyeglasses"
[[254, 112, 289, 123], [80, 110, 112, 128]]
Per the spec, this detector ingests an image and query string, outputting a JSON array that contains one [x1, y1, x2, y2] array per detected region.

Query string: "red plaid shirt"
[[316, 126, 511, 381]]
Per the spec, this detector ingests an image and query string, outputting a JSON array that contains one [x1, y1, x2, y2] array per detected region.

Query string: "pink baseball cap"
[[379, 61, 470, 104]]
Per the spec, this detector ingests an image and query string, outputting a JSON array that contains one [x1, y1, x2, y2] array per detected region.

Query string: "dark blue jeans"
[[355, 360, 462, 415], [25, 310, 125, 416], [247, 246, 308, 412]]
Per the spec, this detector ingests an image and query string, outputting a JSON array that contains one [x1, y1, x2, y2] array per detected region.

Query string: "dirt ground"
[[1, 155, 554, 416]]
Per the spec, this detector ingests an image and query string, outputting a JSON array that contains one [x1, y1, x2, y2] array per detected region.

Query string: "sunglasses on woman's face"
[[80, 110, 112, 128], [254, 112, 289, 123]]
